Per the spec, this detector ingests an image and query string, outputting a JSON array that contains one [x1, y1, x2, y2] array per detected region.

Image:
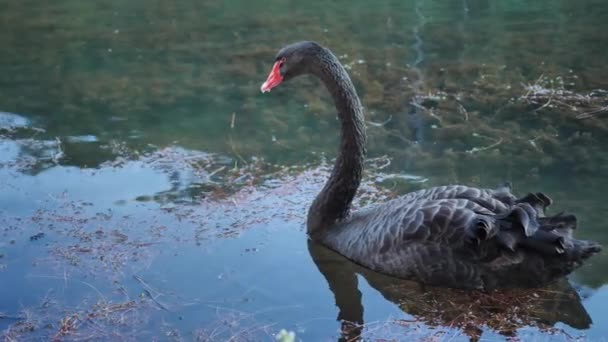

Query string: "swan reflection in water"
[[307, 239, 592, 341]]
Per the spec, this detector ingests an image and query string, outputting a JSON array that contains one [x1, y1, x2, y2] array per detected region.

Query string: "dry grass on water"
[[0, 148, 595, 341]]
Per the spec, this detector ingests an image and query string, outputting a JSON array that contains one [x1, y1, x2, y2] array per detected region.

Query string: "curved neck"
[[307, 48, 367, 237]]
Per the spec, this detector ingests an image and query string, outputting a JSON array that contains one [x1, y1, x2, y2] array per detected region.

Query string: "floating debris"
[[29, 232, 45, 241]]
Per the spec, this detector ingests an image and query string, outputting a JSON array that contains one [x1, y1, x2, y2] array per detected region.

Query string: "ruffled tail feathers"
[[567, 239, 602, 261], [491, 183, 553, 216], [466, 190, 602, 262]]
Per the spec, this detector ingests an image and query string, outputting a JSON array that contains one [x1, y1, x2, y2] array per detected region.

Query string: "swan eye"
[[278, 58, 285, 68]]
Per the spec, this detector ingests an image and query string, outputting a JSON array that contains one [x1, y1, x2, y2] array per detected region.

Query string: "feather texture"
[[320, 185, 602, 289]]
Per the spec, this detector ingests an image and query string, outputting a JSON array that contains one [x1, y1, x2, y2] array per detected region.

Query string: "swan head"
[[260, 41, 324, 93]]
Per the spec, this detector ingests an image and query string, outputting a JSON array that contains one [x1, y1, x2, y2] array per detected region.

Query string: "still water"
[[1, 0, 607, 340]]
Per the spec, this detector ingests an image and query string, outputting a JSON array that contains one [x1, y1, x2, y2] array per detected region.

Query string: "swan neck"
[[307, 49, 367, 236]]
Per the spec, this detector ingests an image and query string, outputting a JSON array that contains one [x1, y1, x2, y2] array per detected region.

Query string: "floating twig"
[[228, 134, 248, 167], [465, 138, 503, 154], [534, 92, 554, 112], [0, 312, 26, 321], [456, 101, 469, 121], [141, 289, 171, 312], [52, 137, 64, 164], [367, 115, 392, 127], [576, 105, 608, 119]]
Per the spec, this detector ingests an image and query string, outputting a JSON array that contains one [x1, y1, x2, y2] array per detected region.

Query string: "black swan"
[[260, 41, 602, 289]]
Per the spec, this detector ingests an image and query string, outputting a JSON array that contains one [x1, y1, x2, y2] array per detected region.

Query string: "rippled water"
[[1, 1, 608, 341]]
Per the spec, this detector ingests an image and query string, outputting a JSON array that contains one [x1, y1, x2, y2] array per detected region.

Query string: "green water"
[[1, 1, 608, 340]]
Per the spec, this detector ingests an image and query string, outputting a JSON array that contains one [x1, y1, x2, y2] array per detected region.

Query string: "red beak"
[[260, 60, 284, 93]]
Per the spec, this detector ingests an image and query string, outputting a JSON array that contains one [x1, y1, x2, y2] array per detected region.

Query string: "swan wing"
[[323, 186, 600, 288]]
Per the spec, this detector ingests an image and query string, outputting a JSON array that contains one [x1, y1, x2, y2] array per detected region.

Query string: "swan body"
[[260, 41, 601, 289], [323, 184, 598, 289]]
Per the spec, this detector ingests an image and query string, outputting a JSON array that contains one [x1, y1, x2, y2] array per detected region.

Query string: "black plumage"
[[261, 41, 602, 289]]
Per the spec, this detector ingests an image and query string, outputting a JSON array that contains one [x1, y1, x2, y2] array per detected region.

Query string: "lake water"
[[1, 1, 607, 341]]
